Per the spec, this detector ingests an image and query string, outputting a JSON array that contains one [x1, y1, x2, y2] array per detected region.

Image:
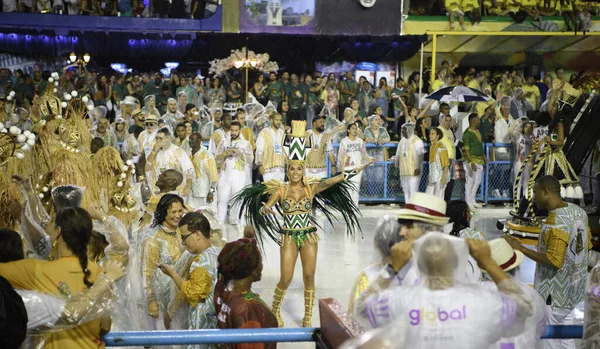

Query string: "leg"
[[449, 11, 455, 28], [228, 171, 247, 225], [464, 164, 475, 205], [299, 242, 318, 327], [542, 306, 576, 349], [216, 175, 231, 223], [272, 242, 300, 327], [471, 164, 483, 204], [400, 177, 408, 203], [408, 176, 420, 201]]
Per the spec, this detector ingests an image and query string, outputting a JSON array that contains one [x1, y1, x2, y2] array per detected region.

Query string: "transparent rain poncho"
[[354, 233, 533, 349], [20, 271, 119, 349], [20, 185, 85, 260], [583, 258, 600, 348]]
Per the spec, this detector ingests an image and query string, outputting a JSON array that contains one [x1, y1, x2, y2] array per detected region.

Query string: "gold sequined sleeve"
[[348, 271, 370, 314], [544, 228, 569, 269], [181, 266, 212, 308], [143, 238, 160, 302], [205, 157, 219, 184], [588, 226, 593, 251]]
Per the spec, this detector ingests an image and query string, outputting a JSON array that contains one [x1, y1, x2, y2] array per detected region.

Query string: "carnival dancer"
[[505, 175, 592, 349], [158, 211, 221, 343], [187, 132, 218, 211], [305, 115, 344, 179], [162, 98, 185, 134], [426, 128, 450, 199], [394, 122, 425, 203], [337, 123, 374, 207], [215, 121, 253, 225], [209, 113, 232, 156], [256, 113, 286, 181], [146, 127, 194, 198], [142, 194, 186, 332], [231, 120, 371, 327], [462, 113, 487, 209], [201, 107, 223, 142]]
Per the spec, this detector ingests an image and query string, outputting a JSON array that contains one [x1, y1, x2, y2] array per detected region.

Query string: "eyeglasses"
[[145, 122, 157, 126], [181, 231, 196, 245]]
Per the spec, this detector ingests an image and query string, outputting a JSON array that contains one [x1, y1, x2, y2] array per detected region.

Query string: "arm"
[[545, 122, 565, 147], [417, 100, 436, 119], [261, 189, 281, 215], [313, 157, 373, 194], [142, 238, 160, 318], [504, 232, 566, 270]]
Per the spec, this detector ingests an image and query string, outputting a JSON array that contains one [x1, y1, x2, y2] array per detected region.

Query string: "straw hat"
[[397, 192, 449, 226], [131, 108, 143, 118], [489, 238, 524, 272], [145, 113, 158, 123]]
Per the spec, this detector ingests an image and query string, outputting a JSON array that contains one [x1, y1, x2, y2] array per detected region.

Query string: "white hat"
[[489, 238, 524, 272], [397, 192, 449, 226], [120, 96, 137, 106]]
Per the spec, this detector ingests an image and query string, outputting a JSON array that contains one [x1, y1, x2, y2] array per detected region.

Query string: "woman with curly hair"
[[142, 193, 186, 331], [0, 207, 108, 349]]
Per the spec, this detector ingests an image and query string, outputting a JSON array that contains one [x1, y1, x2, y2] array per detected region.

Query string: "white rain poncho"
[[21, 272, 119, 349], [354, 233, 533, 349], [583, 258, 600, 348]]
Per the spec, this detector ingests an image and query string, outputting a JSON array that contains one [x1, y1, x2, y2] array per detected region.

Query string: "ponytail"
[[54, 207, 94, 288]]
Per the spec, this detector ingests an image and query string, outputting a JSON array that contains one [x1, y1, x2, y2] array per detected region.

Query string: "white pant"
[[263, 168, 285, 182], [542, 306, 575, 349], [464, 163, 483, 205], [426, 181, 446, 198], [514, 161, 531, 201], [217, 170, 246, 224], [348, 171, 363, 207], [401, 176, 420, 203]]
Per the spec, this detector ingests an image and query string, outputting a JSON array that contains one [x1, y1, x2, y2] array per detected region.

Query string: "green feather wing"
[[312, 179, 362, 239], [230, 183, 282, 246]]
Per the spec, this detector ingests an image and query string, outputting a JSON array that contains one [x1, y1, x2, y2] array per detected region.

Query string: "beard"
[[231, 134, 239, 140], [317, 126, 325, 132]]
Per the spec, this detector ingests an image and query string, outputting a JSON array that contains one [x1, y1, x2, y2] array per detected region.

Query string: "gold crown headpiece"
[[558, 82, 583, 108]]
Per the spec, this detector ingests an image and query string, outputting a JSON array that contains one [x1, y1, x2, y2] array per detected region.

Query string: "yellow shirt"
[[241, 126, 256, 151], [0, 257, 103, 349], [430, 79, 444, 92], [522, 84, 540, 110], [438, 126, 456, 159]]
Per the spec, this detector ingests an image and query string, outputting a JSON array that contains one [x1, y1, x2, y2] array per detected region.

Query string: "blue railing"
[[327, 142, 496, 204], [103, 325, 583, 346]]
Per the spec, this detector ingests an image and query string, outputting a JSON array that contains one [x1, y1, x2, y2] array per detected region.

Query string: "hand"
[[158, 264, 175, 277], [414, 169, 421, 176], [260, 203, 276, 215], [466, 238, 493, 265], [330, 165, 337, 175], [148, 300, 159, 318], [207, 192, 214, 204], [442, 175, 447, 185], [390, 239, 414, 272], [12, 175, 33, 192], [470, 163, 477, 172], [543, 136, 551, 144], [6, 199, 22, 222], [152, 141, 161, 153], [88, 205, 106, 221], [104, 260, 126, 282], [182, 185, 191, 197], [503, 235, 523, 253], [258, 165, 265, 175]]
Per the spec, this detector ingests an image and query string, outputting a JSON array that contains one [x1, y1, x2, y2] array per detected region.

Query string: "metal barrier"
[[485, 142, 515, 204], [328, 143, 486, 204], [103, 325, 583, 346]]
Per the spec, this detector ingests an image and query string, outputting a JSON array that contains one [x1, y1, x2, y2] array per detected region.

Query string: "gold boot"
[[302, 289, 315, 327], [272, 286, 286, 327]]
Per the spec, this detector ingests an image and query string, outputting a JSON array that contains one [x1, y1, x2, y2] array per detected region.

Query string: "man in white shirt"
[[305, 116, 341, 179], [146, 127, 194, 198], [493, 103, 516, 198], [256, 113, 286, 181], [215, 121, 254, 224], [395, 123, 425, 203]]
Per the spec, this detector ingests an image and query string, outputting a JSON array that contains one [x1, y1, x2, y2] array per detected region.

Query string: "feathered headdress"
[[283, 120, 311, 166]]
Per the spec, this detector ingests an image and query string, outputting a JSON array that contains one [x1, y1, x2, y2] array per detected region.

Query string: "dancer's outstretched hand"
[[260, 203, 276, 215]]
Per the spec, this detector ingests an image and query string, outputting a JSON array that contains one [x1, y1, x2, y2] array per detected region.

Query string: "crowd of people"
[[409, 0, 600, 31], [0, 59, 597, 349], [0, 0, 218, 18]]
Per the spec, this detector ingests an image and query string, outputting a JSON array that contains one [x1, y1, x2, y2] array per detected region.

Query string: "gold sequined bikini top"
[[280, 184, 314, 215]]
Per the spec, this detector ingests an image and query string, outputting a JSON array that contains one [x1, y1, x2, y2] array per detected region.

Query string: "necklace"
[[159, 225, 177, 235]]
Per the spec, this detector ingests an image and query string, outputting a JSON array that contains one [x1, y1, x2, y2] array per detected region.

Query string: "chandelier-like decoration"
[[209, 47, 279, 76]]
